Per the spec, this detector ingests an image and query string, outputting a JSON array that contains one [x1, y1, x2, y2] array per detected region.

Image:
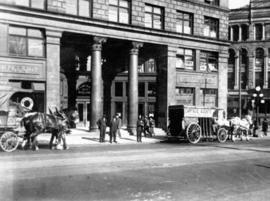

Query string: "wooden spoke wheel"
[[217, 127, 228, 143], [0, 131, 19, 152], [186, 123, 201, 144]]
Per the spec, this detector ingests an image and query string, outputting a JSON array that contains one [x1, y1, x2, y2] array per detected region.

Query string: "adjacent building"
[[228, 0, 270, 119], [0, 0, 229, 132]]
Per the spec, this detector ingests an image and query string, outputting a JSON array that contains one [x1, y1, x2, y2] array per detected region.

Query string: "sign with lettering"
[[0, 62, 40, 74], [184, 106, 215, 118], [77, 82, 91, 96]]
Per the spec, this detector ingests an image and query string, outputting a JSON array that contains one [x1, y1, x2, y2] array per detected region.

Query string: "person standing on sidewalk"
[[116, 113, 122, 138], [110, 115, 118, 143], [137, 115, 144, 143], [262, 118, 268, 136], [97, 115, 107, 143], [149, 115, 155, 137]]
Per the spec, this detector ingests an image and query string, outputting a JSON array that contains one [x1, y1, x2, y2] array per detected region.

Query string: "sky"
[[229, 0, 250, 9]]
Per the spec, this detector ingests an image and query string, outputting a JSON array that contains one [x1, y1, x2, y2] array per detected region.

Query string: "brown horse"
[[21, 109, 70, 150]]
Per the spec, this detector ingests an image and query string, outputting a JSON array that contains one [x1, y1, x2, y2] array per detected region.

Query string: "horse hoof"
[[64, 146, 69, 150], [56, 145, 63, 150]]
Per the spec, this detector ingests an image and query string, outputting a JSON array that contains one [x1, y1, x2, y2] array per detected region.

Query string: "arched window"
[[240, 49, 248, 89], [241, 24, 249, 41], [255, 48, 264, 87], [255, 24, 263, 40], [232, 25, 239, 41], [228, 49, 235, 89]]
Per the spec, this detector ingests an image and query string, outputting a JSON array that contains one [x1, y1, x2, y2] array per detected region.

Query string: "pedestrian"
[[144, 116, 151, 137], [116, 113, 122, 138], [149, 115, 155, 137], [262, 118, 268, 136], [97, 115, 107, 143], [253, 120, 258, 137], [137, 115, 144, 143], [110, 115, 118, 143]]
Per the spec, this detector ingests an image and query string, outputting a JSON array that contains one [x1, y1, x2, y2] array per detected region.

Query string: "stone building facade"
[[0, 0, 229, 132], [228, 0, 270, 119]]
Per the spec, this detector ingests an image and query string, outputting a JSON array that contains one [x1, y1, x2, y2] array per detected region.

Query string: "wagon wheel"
[[0, 131, 19, 152], [217, 127, 228, 143], [186, 123, 201, 144]]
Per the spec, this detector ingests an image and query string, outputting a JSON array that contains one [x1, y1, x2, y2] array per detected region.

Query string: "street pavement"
[[36, 127, 167, 148], [1, 138, 270, 201]]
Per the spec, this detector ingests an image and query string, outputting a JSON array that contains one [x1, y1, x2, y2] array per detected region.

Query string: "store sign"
[[77, 82, 91, 96], [184, 106, 215, 118], [0, 62, 40, 74]]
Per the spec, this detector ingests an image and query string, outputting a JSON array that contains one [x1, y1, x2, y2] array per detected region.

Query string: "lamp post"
[[251, 86, 264, 125]]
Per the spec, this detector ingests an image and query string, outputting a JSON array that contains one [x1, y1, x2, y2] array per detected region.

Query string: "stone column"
[[254, 24, 256, 40], [230, 26, 234, 41], [264, 49, 268, 88], [90, 36, 107, 131], [239, 25, 242, 41], [46, 30, 62, 112], [128, 42, 143, 135], [248, 52, 255, 88], [262, 23, 265, 40], [234, 51, 240, 90]]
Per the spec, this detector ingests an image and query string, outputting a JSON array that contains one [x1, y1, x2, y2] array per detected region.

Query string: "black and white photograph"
[[1, 0, 270, 200]]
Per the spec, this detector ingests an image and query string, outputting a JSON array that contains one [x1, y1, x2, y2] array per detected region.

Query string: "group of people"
[[97, 113, 155, 143], [136, 114, 155, 143], [97, 113, 122, 143]]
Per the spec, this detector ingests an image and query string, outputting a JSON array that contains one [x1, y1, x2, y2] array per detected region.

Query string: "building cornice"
[[0, 4, 230, 47]]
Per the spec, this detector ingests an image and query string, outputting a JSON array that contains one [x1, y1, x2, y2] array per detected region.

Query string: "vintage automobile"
[[167, 105, 228, 144]]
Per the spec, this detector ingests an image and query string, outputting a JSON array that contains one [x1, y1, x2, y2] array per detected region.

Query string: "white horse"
[[229, 115, 253, 141]]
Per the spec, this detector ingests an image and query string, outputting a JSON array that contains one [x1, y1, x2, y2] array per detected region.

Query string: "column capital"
[[130, 42, 143, 55], [46, 30, 62, 45], [92, 36, 107, 51]]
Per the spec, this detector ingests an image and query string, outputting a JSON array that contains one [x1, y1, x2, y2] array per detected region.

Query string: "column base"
[[89, 127, 99, 132]]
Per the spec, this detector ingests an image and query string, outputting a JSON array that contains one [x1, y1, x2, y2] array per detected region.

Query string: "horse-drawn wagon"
[[167, 105, 229, 144]]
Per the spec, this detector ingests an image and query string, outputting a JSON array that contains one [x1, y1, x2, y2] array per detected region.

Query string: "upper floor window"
[[255, 24, 263, 40], [109, 0, 130, 24], [176, 11, 193, 34], [204, 16, 219, 39], [265, 24, 270, 40], [176, 48, 195, 70], [175, 87, 195, 106], [205, 0, 219, 6], [3, 0, 46, 9], [66, 0, 92, 17], [138, 58, 156, 73], [145, 4, 164, 29], [200, 51, 218, 72], [8, 26, 44, 57]]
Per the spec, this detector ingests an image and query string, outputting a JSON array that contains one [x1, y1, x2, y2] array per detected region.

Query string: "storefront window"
[[109, 0, 130, 24], [145, 4, 164, 29], [8, 26, 44, 57], [115, 82, 123, 97], [200, 88, 217, 107], [204, 17, 219, 38], [176, 11, 193, 34], [139, 82, 145, 97], [200, 51, 218, 72], [176, 48, 195, 70], [175, 87, 195, 106]]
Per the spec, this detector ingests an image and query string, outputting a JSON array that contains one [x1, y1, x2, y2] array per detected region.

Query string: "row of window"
[[115, 82, 156, 98], [175, 87, 218, 107], [176, 48, 218, 71], [230, 23, 270, 42], [3, 0, 220, 39]]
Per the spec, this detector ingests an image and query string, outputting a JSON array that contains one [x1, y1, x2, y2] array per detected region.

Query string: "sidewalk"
[[37, 127, 167, 147]]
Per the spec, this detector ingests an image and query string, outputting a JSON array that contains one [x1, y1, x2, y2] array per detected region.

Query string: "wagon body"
[[168, 105, 228, 144]]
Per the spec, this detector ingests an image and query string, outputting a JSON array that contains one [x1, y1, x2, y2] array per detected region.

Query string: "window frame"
[[144, 4, 164, 30], [176, 47, 195, 70], [108, 0, 130, 24], [204, 16, 219, 39], [204, 0, 219, 6], [8, 26, 45, 58], [176, 11, 193, 35], [200, 51, 219, 72]]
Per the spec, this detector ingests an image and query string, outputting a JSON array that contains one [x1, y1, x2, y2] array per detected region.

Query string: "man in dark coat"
[[110, 115, 118, 143], [137, 115, 144, 143], [262, 118, 268, 136], [97, 115, 107, 143]]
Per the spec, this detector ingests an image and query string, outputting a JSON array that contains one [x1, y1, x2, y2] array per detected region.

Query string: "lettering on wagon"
[[0, 63, 39, 74]]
